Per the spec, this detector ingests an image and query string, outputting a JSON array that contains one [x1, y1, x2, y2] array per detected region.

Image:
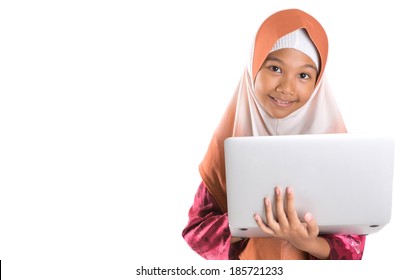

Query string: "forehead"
[[252, 9, 327, 81]]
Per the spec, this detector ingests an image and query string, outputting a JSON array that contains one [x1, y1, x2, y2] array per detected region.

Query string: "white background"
[[1, 0, 415, 279]]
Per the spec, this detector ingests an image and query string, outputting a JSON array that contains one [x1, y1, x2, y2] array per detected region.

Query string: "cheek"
[[254, 73, 272, 98], [298, 84, 315, 103]]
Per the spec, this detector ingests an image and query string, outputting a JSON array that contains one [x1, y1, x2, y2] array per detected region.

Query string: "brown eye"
[[270, 66, 282, 73], [299, 73, 311, 79]]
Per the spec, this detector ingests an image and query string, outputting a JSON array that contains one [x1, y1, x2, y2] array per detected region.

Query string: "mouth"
[[269, 95, 295, 108]]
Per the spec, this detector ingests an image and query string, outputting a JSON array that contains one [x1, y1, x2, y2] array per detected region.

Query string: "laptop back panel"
[[225, 133, 395, 237]]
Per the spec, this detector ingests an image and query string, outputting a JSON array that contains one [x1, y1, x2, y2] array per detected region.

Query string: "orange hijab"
[[199, 9, 346, 260]]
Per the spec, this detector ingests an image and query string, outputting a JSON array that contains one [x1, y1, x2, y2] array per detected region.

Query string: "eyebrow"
[[264, 55, 318, 72]]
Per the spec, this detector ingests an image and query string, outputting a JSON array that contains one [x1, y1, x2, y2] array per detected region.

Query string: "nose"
[[275, 76, 295, 95]]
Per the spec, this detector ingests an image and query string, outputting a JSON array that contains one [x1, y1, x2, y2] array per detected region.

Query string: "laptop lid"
[[224, 133, 395, 237]]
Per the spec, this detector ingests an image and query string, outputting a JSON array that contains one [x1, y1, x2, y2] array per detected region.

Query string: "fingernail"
[[305, 212, 312, 221], [286, 187, 292, 194], [264, 197, 270, 206], [275, 187, 280, 196]]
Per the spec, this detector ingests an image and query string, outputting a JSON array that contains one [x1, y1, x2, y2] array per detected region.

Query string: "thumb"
[[304, 212, 319, 237]]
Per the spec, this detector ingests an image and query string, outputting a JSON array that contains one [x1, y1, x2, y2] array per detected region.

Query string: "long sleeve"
[[182, 182, 246, 260], [318, 234, 366, 260]]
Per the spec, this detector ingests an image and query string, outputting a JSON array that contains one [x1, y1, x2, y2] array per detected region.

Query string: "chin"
[[269, 110, 292, 119]]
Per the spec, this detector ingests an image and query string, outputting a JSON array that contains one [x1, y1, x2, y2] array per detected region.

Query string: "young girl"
[[182, 8, 366, 260]]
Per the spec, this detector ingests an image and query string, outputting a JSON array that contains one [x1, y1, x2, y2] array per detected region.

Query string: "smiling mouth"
[[269, 96, 295, 107]]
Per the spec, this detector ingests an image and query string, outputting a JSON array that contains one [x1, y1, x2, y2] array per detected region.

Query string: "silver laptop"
[[224, 133, 395, 237]]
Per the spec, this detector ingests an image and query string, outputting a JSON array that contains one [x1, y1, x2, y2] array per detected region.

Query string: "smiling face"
[[254, 48, 318, 119]]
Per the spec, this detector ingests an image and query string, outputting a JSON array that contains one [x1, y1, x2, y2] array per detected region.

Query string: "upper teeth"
[[273, 97, 289, 104]]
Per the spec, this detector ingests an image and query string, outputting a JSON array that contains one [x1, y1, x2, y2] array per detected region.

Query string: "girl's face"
[[254, 48, 318, 119]]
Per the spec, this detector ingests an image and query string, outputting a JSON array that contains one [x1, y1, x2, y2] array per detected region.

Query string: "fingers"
[[304, 212, 320, 237], [275, 187, 289, 228], [254, 188, 284, 236], [285, 187, 299, 225], [264, 196, 276, 226], [254, 213, 275, 236], [254, 186, 320, 243], [256, 186, 294, 231]]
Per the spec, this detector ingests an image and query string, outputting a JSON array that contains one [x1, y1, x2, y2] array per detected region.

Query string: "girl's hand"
[[254, 186, 330, 259]]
